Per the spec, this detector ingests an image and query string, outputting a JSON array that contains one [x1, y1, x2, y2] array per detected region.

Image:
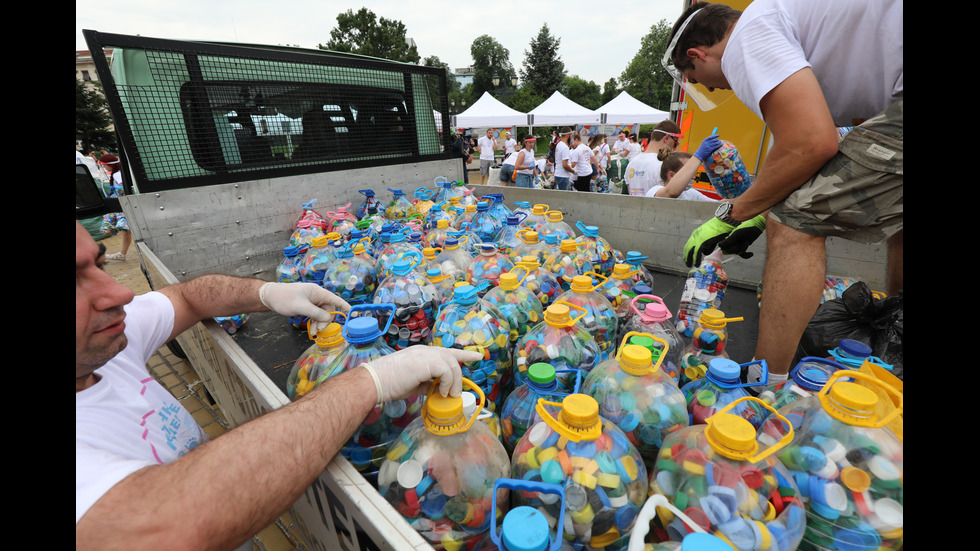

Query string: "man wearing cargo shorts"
[[666, 0, 903, 384]]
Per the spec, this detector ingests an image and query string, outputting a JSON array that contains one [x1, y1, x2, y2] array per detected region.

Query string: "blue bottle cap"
[[426, 268, 442, 278], [838, 339, 872, 359], [453, 285, 479, 304], [502, 506, 550, 551], [284, 246, 300, 256], [632, 284, 652, 295], [391, 260, 412, 276], [477, 201, 490, 211], [506, 215, 521, 225], [360, 189, 375, 197], [680, 533, 737, 551], [707, 358, 741, 382], [346, 316, 380, 344]]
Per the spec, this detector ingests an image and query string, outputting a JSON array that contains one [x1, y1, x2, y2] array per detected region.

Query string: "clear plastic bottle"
[[556, 274, 620, 362], [373, 255, 439, 350], [702, 140, 752, 199], [827, 338, 895, 372], [483, 272, 545, 348], [619, 295, 684, 384], [629, 493, 741, 551], [542, 239, 591, 293], [470, 200, 505, 244], [575, 221, 624, 277], [467, 243, 516, 292], [294, 198, 324, 227], [384, 187, 415, 221], [511, 229, 551, 265], [301, 233, 344, 283], [429, 284, 513, 410], [499, 362, 580, 453], [473, 478, 575, 551], [675, 250, 728, 338], [423, 200, 456, 233], [774, 370, 904, 551], [511, 201, 533, 221], [512, 393, 648, 550], [536, 210, 575, 241], [510, 256, 563, 309], [434, 237, 475, 284], [321, 241, 379, 306], [582, 338, 689, 472], [681, 358, 769, 427], [453, 203, 480, 232], [512, 302, 602, 389], [646, 397, 806, 551], [757, 356, 844, 412], [286, 314, 347, 400], [412, 187, 436, 218], [289, 218, 325, 250], [332, 305, 424, 484], [432, 176, 460, 204], [598, 264, 644, 313], [275, 246, 304, 283], [424, 219, 453, 250], [378, 379, 511, 551], [426, 267, 456, 308], [520, 203, 550, 231], [375, 231, 423, 279], [624, 251, 655, 290], [356, 189, 381, 220], [679, 308, 743, 385], [494, 213, 528, 263], [326, 209, 357, 241]]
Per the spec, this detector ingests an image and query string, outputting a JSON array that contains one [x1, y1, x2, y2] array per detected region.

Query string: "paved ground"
[[98, 232, 300, 550]]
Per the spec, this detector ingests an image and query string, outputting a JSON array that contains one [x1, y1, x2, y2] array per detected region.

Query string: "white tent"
[[593, 91, 669, 125], [528, 91, 601, 126], [452, 91, 527, 128]]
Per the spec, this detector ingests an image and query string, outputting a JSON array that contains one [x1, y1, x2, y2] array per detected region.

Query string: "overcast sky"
[[76, 0, 683, 86]]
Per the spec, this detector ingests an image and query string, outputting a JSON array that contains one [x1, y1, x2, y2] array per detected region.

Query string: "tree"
[[601, 78, 619, 105], [519, 24, 566, 99], [619, 20, 674, 110], [561, 76, 602, 111], [423, 55, 462, 113], [470, 35, 515, 101], [321, 8, 420, 64], [76, 78, 115, 154]]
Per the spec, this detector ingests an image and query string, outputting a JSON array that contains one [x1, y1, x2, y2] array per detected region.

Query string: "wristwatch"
[[714, 201, 739, 226]]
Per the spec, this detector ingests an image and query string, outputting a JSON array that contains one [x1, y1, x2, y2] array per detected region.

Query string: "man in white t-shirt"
[[503, 131, 517, 156], [75, 222, 479, 549], [612, 132, 629, 156], [666, 0, 902, 381], [552, 127, 574, 191], [477, 129, 497, 185], [570, 134, 596, 192]]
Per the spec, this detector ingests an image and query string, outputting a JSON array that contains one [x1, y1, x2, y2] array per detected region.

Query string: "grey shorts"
[[480, 160, 493, 176], [769, 99, 903, 244]]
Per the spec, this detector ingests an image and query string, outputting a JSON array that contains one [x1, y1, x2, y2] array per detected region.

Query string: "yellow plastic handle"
[[581, 272, 608, 292], [706, 397, 794, 462], [817, 369, 903, 428], [307, 310, 346, 340], [615, 331, 669, 374], [534, 397, 601, 442], [516, 228, 532, 243]]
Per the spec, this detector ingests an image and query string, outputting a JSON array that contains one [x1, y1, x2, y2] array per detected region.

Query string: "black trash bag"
[[794, 282, 903, 380]]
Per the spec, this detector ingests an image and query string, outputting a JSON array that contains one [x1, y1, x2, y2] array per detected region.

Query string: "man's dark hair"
[[667, 2, 742, 73]]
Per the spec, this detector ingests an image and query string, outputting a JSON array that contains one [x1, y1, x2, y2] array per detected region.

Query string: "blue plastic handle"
[[341, 303, 395, 343], [490, 478, 567, 551]]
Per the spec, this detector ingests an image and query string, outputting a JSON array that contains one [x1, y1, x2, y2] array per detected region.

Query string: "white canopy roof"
[[452, 91, 527, 128], [593, 91, 669, 125], [528, 91, 601, 126]]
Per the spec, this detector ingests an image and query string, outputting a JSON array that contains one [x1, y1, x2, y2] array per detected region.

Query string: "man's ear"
[[685, 47, 707, 62]]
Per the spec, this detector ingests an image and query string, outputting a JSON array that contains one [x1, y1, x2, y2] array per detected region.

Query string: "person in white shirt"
[[644, 149, 718, 202], [612, 132, 629, 156], [477, 129, 497, 185], [75, 221, 480, 549], [514, 137, 538, 188], [624, 120, 684, 196], [552, 127, 574, 191], [503, 131, 517, 156], [499, 150, 518, 186], [570, 133, 597, 192], [666, 0, 902, 382], [624, 136, 642, 161]]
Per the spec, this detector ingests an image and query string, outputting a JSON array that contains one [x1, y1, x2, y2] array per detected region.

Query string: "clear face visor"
[[662, 9, 735, 112]]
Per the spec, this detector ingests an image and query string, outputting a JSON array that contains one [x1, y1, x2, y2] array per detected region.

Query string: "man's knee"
[[765, 214, 825, 252]]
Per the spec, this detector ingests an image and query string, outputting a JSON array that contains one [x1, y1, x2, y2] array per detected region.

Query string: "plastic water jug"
[[512, 302, 601, 390], [373, 254, 439, 350], [378, 379, 512, 551], [510, 256, 562, 308], [676, 250, 728, 338], [483, 272, 545, 347], [356, 189, 381, 220], [471, 200, 505, 243], [627, 493, 743, 551], [467, 243, 516, 292], [679, 308, 743, 385], [556, 274, 620, 362], [320, 241, 379, 305], [286, 312, 347, 400], [275, 246, 304, 283], [385, 187, 416, 221], [681, 358, 769, 428], [575, 221, 624, 277], [618, 295, 685, 384], [473, 478, 572, 551], [511, 229, 551, 265], [757, 357, 845, 412], [500, 362, 581, 453], [542, 239, 591, 293], [703, 140, 752, 199]]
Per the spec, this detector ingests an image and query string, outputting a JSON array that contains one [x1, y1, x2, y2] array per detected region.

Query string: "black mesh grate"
[[86, 31, 449, 192]]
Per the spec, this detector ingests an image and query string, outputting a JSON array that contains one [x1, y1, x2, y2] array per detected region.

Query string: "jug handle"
[[307, 310, 347, 341], [615, 331, 669, 374], [491, 478, 567, 551], [627, 494, 707, 551], [817, 368, 903, 428]]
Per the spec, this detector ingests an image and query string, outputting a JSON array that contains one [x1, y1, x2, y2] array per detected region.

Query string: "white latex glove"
[[258, 282, 351, 334], [360, 346, 484, 403]]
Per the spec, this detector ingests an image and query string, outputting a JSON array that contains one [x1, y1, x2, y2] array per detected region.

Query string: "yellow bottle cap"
[[546, 210, 564, 221], [569, 275, 593, 293], [560, 239, 578, 252], [840, 466, 872, 492], [465, 204, 476, 212], [532, 204, 549, 214], [499, 273, 519, 290], [326, 232, 341, 240], [544, 303, 571, 326], [706, 413, 759, 460], [521, 255, 541, 268], [314, 322, 344, 347], [827, 381, 879, 416], [423, 393, 465, 433], [311, 235, 329, 247], [437, 219, 449, 228], [611, 264, 631, 278], [619, 344, 653, 376], [560, 394, 600, 430]]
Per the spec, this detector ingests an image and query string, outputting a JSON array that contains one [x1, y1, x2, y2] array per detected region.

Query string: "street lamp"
[[492, 73, 518, 105]]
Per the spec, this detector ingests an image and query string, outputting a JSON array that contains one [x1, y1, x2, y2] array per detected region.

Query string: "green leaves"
[[320, 8, 420, 64]]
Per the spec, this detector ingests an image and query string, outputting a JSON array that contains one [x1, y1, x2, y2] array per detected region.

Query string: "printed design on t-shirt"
[[138, 376, 202, 463]]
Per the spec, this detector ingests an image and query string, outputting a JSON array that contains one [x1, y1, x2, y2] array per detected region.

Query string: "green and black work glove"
[[719, 215, 767, 259], [684, 215, 767, 267]]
